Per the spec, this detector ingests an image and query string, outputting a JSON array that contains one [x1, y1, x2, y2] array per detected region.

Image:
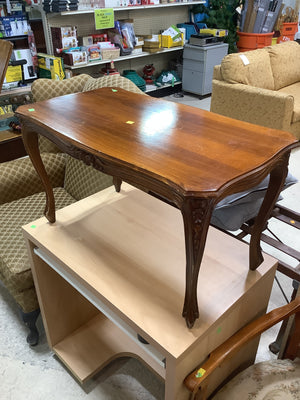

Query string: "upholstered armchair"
[[0, 74, 145, 345], [184, 293, 300, 400]]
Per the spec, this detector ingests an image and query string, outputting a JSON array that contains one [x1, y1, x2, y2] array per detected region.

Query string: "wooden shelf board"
[[57, 2, 206, 16], [0, 129, 21, 142], [0, 85, 32, 96], [65, 47, 183, 69], [53, 312, 166, 383]]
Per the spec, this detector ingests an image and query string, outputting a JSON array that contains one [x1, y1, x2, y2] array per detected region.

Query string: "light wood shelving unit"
[[23, 183, 278, 400]]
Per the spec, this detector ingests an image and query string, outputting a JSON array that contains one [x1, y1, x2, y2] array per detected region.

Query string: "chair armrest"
[[210, 80, 295, 132], [31, 74, 90, 102], [0, 153, 66, 204], [184, 296, 300, 399]]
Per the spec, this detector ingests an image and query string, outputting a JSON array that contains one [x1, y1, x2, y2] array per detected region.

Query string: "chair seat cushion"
[[213, 358, 300, 399], [212, 172, 297, 231], [0, 188, 76, 296], [0, 152, 66, 205]]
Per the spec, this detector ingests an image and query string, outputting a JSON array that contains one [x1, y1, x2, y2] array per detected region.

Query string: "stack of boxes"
[[50, 26, 122, 66], [132, 36, 144, 55], [51, 26, 78, 54], [0, 15, 29, 37], [0, 2, 29, 38], [43, 0, 79, 13], [142, 35, 161, 53]]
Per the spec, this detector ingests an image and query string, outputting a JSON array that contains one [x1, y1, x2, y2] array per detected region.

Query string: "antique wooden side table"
[[16, 87, 299, 328]]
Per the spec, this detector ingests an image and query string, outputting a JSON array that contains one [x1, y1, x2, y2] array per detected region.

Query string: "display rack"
[[66, 45, 183, 69], [60, 1, 206, 15], [37, 1, 205, 72]]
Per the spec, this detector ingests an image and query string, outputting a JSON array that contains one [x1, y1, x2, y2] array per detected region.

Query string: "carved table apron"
[[16, 87, 299, 328]]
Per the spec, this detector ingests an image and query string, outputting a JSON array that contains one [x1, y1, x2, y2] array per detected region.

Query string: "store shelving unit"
[[67, 45, 183, 69], [37, 1, 205, 71], [60, 1, 205, 15]]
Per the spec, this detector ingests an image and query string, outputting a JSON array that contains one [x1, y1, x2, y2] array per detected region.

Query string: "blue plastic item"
[[196, 23, 208, 30], [193, 13, 208, 23], [177, 23, 198, 40]]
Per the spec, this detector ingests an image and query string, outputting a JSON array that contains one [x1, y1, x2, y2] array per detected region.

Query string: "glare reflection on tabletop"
[[140, 108, 177, 140]]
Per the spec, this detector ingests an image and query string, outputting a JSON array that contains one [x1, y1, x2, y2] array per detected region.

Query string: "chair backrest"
[[0, 39, 13, 92], [82, 74, 146, 95]]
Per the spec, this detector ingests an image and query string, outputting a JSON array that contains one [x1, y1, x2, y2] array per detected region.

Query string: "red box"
[[92, 34, 108, 43]]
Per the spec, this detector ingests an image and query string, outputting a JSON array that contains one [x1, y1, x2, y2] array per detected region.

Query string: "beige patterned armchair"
[[0, 74, 144, 345], [210, 41, 300, 140]]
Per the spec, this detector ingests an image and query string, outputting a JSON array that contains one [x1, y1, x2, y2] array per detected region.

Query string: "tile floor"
[[0, 92, 299, 399]]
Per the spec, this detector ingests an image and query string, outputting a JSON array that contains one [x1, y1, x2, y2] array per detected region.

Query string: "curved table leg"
[[113, 176, 122, 192], [22, 124, 56, 223], [249, 152, 290, 270], [181, 197, 215, 329]]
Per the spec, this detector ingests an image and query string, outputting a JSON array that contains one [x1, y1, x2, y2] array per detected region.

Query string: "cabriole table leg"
[[22, 124, 56, 223], [181, 197, 215, 328], [249, 152, 290, 270]]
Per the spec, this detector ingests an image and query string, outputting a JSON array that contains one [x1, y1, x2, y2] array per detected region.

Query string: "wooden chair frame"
[[184, 296, 300, 400], [0, 39, 13, 92]]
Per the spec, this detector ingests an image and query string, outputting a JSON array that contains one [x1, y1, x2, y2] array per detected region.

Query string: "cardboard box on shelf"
[[132, 45, 143, 55], [4, 65, 22, 83], [101, 47, 120, 60], [142, 47, 162, 53], [143, 40, 160, 48], [79, 36, 93, 46], [62, 49, 88, 66], [13, 49, 37, 81], [37, 53, 65, 80], [135, 37, 144, 46], [104, 0, 121, 6], [200, 28, 228, 37], [142, 34, 161, 52], [0, 15, 29, 37], [87, 45, 102, 62], [51, 26, 78, 55]]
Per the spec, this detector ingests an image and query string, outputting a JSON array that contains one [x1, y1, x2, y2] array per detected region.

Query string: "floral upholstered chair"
[[0, 74, 145, 346], [184, 293, 300, 400]]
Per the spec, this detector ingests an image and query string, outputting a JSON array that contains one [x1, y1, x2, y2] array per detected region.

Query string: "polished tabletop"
[[17, 87, 298, 200]]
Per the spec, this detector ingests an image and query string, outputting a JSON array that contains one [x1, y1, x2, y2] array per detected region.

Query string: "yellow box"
[[5, 65, 22, 83], [272, 37, 278, 45], [37, 53, 65, 80], [200, 28, 228, 37], [160, 33, 184, 48]]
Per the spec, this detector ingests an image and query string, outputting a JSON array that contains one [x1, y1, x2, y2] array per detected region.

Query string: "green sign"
[[94, 8, 114, 30]]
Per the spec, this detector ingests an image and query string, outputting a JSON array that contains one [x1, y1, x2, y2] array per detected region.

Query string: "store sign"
[[94, 8, 114, 30]]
